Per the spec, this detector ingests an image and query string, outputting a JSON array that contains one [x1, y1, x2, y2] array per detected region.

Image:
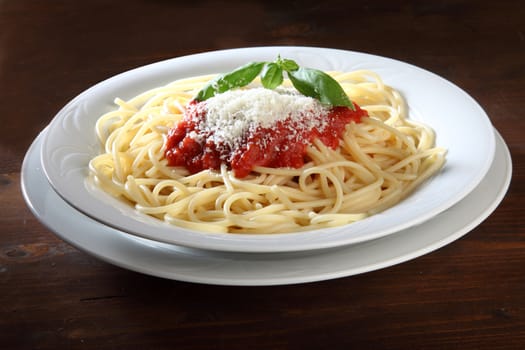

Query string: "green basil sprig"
[[195, 56, 354, 109]]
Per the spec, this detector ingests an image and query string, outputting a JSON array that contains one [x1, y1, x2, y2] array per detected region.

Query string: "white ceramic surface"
[[23, 129, 511, 285], [40, 46, 496, 252]]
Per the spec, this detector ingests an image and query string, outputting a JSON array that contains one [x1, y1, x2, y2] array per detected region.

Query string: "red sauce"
[[165, 100, 367, 178]]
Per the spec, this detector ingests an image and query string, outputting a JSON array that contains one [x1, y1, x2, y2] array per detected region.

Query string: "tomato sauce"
[[165, 100, 367, 178]]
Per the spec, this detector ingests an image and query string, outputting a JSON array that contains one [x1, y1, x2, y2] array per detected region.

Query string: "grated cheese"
[[191, 87, 330, 149]]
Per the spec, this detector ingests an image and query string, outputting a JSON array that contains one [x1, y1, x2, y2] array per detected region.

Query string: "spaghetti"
[[88, 70, 446, 234]]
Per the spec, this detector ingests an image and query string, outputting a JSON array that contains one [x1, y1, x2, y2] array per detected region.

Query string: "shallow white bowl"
[[40, 46, 495, 253]]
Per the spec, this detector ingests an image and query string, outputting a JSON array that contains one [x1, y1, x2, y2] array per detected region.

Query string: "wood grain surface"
[[1, 1, 524, 349]]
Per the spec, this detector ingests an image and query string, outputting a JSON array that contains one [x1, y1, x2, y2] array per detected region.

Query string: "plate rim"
[[22, 128, 511, 285]]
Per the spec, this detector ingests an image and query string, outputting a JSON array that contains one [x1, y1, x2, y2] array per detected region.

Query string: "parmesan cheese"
[[190, 87, 330, 149]]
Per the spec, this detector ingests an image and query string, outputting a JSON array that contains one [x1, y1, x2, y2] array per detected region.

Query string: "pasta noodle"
[[88, 70, 446, 234]]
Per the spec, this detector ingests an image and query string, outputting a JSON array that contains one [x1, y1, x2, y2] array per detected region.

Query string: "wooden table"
[[1, 1, 524, 348]]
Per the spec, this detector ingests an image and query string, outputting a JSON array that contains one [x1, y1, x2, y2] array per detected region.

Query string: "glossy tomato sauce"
[[165, 99, 367, 178]]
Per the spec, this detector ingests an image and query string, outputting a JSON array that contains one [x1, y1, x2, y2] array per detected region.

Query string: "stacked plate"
[[21, 47, 512, 285]]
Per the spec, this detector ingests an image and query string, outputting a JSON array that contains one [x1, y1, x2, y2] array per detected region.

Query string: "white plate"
[[23, 129, 511, 285], [40, 46, 495, 252]]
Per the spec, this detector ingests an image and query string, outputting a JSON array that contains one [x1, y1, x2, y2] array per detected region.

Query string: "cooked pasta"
[[88, 70, 446, 233]]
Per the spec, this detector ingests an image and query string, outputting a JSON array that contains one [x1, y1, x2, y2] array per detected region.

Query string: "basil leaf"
[[288, 67, 354, 109], [261, 62, 283, 89], [195, 61, 264, 101], [195, 56, 354, 109], [279, 58, 299, 72]]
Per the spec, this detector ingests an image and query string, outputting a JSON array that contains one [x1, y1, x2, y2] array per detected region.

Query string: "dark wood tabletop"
[[1, 0, 524, 349]]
